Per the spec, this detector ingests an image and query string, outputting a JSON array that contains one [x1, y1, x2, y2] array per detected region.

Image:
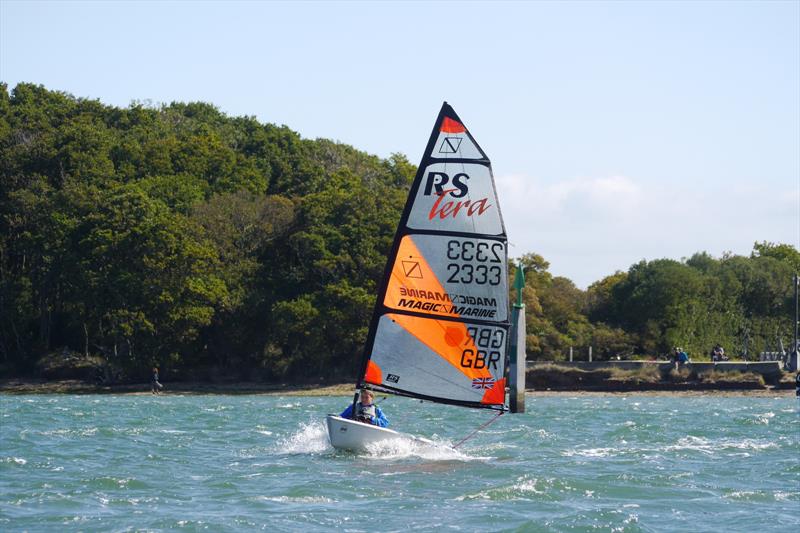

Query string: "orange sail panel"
[[364, 360, 382, 385], [389, 313, 491, 382], [368, 314, 507, 406], [384, 235, 508, 322]]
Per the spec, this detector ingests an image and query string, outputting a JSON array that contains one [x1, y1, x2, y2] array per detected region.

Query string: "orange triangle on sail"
[[384, 236, 459, 320]]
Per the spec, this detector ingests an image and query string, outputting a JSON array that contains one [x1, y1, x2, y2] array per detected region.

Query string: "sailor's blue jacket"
[[340, 402, 389, 427]]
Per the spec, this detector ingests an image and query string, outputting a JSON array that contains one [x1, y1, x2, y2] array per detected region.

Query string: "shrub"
[[697, 370, 765, 386]]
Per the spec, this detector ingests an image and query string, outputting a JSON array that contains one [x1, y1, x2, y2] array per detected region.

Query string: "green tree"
[[752, 241, 800, 272], [72, 184, 226, 370]]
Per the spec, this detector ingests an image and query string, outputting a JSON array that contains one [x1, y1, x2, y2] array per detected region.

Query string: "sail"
[[357, 103, 509, 410]]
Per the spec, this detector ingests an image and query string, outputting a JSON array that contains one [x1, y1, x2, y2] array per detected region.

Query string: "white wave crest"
[[363, 436, 476, 461], [276, 421, 331, 454], [612, 513, 639, 532], [39, 427, 98, 437], [562, 447, 616, 458], [256, 495, 335, 504], [665, 436, 778, 455], [455, 475, 549, 501], [202, 406, 231, 412], [753, 412, 775, 425]]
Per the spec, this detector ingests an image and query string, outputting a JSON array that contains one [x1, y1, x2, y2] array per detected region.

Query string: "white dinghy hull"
[[326, 415, 430, 451]]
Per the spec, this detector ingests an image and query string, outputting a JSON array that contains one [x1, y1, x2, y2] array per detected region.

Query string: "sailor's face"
[[362, 392, 373, 404]]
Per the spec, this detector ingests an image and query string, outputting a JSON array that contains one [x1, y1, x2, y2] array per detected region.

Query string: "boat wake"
[[361, 436, 488, 462], [276, 420, 484, 462], [277, 421, 331, 454]]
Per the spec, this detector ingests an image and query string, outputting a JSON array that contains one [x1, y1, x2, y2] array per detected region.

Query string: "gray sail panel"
[[364, 314, 508, 408], [405, 163, 504, 236]]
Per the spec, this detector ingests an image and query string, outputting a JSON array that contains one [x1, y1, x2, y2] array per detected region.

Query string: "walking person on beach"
[[794, 372, 800, 410], [151, 367, 163, 394]]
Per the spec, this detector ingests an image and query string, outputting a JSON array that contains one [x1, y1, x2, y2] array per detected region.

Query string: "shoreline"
[[0, 379, 356, 396], [0, 378, 793, 397]]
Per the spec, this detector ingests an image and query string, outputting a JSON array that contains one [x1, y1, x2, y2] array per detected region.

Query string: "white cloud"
[[497, 173, 799, 288], [501, 174, 643, 219]]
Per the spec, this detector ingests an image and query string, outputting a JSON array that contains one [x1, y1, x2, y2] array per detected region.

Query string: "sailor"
[[340, 389, 389, 427]]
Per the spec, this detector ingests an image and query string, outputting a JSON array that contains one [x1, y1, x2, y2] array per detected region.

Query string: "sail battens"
[[358, 103, 510, 410], [370, 307, 509, 328], [425, 158, 491, 164], [392, 229, 505, 242]]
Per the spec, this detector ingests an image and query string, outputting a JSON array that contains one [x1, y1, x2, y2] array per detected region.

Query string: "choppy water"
[[1, 393, 797, 532]]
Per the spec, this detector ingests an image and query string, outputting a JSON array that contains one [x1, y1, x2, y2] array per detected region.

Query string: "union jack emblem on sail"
[[471, 377, 495, 390]]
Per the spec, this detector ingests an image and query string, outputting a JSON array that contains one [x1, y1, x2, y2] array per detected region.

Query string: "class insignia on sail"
[[357, 102, 510, 411]]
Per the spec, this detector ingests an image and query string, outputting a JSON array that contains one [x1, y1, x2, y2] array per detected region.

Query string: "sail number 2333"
[[446, 239, 504, 286]]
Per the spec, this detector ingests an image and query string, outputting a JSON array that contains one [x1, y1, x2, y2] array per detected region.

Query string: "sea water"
[[0, 393, 797, 532]]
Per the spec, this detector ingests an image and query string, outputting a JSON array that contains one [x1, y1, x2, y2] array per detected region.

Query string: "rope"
[[453, 410, 504, 449]]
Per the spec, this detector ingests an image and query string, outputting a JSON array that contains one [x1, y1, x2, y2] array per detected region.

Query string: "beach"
[[0, 378, 793, 397]]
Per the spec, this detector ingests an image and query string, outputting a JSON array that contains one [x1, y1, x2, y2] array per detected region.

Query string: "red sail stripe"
[[481, 377, 506, 405], [440, 116, 466, 133]]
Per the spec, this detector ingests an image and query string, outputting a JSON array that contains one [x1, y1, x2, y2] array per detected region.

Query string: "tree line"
[[515, 242, 797, 362], [1, 84, 796, 381]]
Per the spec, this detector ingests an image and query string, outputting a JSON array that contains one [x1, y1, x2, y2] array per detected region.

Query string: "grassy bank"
[[526, 364, 795, 392]]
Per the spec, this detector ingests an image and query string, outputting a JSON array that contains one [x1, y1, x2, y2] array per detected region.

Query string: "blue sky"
[[2, 0, 798, 287]]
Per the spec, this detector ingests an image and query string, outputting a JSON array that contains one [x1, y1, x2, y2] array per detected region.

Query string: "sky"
[[1, 0, 798, 288]]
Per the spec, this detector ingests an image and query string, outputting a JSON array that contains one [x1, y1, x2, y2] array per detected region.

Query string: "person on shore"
[[672, 347, 689, 369], [151, 367, 163, 394], [711, 344, 727, 362], [340, 389, 388, 427]]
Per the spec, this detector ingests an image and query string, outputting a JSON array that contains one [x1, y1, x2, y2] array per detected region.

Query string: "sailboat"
[[327, 102, 523, 451]]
